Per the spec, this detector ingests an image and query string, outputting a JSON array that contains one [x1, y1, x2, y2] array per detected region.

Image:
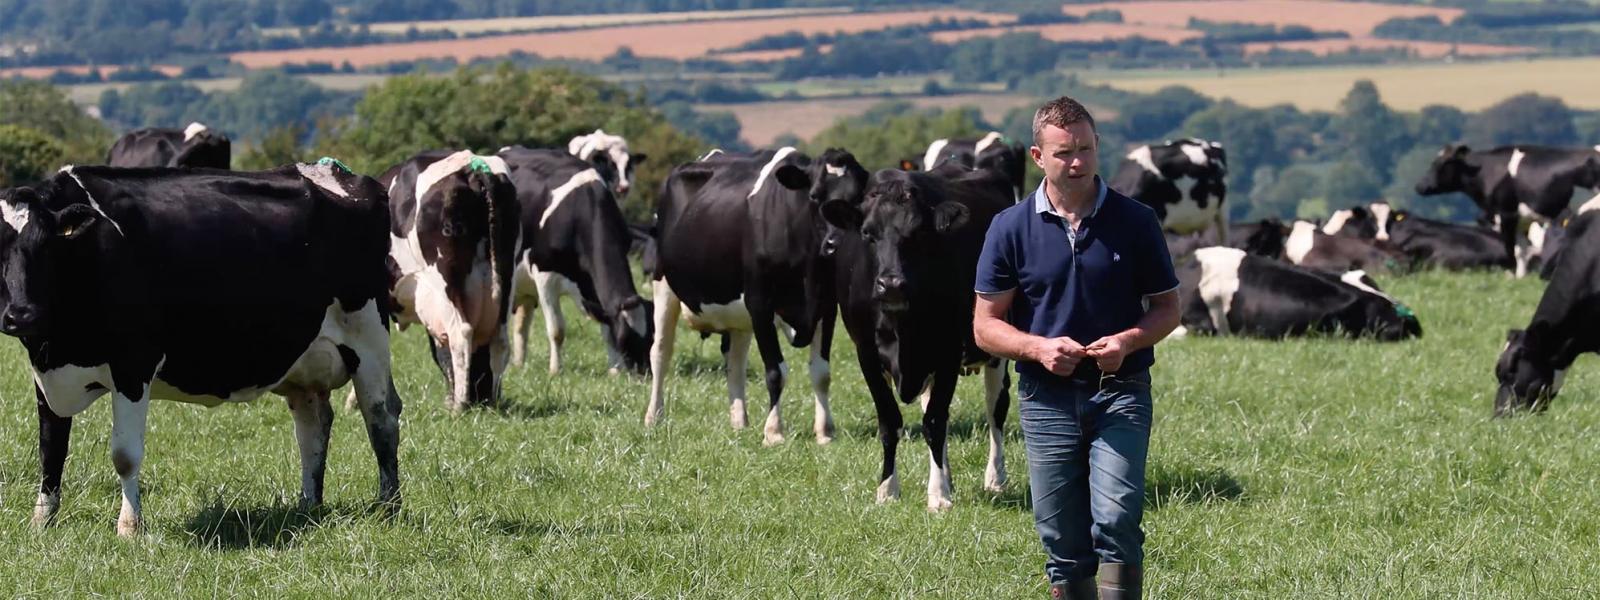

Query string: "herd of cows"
[[0, 119, 1597, 533]]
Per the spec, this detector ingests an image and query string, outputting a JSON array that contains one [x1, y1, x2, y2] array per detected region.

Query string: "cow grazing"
[[1177, 247, 1421, 340], [383, 150, 521, 411], [647, 147, 866, 445], [1284, 220, 1408, 274], [1110, 138, 1229, 240], [820, 166, 1013, 511], [0, 162, 402, 535], [1495, 209, 1600, 416], [921, 132, 1027, 201], [568, 129, 645, 199], [106, 122, 232, 169], [497, 146, 652, 375], [1415, 144, 1600, 276]]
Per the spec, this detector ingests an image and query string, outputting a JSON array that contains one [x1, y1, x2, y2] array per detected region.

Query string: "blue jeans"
[[1018, 370, 1153, 584]]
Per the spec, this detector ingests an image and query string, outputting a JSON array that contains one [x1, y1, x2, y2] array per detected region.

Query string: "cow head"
[[1495, 328, 1563, 417], [608, 295, 653, 374], [821, 169, 969, 314], [570, 130, 643, 198], [974, 139, 1028, 200], [1323, 206, 1377, 239], [1415, 145, 1478, 196], [1241, 217, 1286, 259], [175, 127, 232, 170], [0, 182, 103, 338]]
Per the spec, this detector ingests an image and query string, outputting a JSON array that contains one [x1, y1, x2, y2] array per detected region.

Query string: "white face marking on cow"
[[1285, 221, 1317, 265], [1508, 148, 1527, 178], [922, 139, 950, 171], [183, 122, 208, 141], [1369, 202, 1393, 241], [682, 295, 753, 333], [1195, 247, 1246, 334], [57, 167, 125, 236], [973, 131, 1004, 156], [541, 168, 604, 228], [1127, 145, 1160, 176], [825, 164, 846, 178], [1179, 143, 1210, 166], [1323, 210, 1352, 236], [1, 200, 30, 232], [296, 163, 350, 198], [749, 147, 798, 199]]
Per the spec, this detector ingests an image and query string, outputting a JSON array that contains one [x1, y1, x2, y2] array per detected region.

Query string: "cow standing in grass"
[[1110, 138, 1228, 242], [0, 162, 402, 536], [1495, 209, 1600, 417]]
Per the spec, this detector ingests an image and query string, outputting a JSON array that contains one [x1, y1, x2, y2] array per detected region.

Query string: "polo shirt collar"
[[1034, 176, 1107, 219]]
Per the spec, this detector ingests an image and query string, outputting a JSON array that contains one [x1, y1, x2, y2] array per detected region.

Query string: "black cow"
[[1110, 138, 1228, 240], [382, 150, 521, 411], [1415, 144, 1600, 276], [105, 122, 231, 169], [1284, 220, 1408, 274], [921, 132, 1027, 201], [647, 147, 866, 445], [568, 129, 646, 199], [497, 146, 652, 375], [1531, 194, 1600, 279], [0, 163, 402, 535], [1495, 209, 1600, 417], [1177, 247, 1421, 340], [820, 166, 1013, 510]]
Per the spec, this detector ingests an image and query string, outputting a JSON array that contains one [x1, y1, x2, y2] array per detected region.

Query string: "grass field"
[[2, 267, 1597, 597], [699, 92, 1037, 147], [1080, 57, 1600, 112]]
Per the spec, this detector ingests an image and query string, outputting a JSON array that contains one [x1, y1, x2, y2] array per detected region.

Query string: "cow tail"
[[481, 171, 509, 311]]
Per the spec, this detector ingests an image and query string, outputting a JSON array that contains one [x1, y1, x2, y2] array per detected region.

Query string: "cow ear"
[[53, 204, 98, 239], [630, 153, 647, 165], [820, 199, 863, 231], [1453, 146, 1471, 159], [933, 201, 970, 233], [775, 165, 810, 190]]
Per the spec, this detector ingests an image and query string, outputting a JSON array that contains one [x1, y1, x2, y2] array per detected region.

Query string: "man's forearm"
[[1109, 300, 1180, 353], [974, 315, 1045, 363]]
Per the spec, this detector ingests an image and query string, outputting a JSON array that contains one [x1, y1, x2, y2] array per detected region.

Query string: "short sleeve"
[[1137, 213, 1180, 296], [975, 214, 1017, 294]]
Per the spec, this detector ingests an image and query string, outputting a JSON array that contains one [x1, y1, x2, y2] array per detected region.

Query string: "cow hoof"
[[985, 468, 1007, 493], [31, 493, 59, 529], [762, 431, 786, 447], [116, 515, 143, 538], [816, 433, 834, 446], [730, 410, 749, 430], [876, 477, 901, 504], [927, 497, 953, 513], [607, 367, 621, 377], [815, 420, 835, 445]]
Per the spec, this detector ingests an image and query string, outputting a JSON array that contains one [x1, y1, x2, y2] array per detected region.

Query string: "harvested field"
[[1081, 56, 1600, 111], [699, 93, 1045, 147], [713, 48, 817, 63], [1242, 37, 1534, 58], [1062, 0, 1463, 37], [230, 10, 1016, 69], [0, 64, 182, 80], [260, 7, 848, 37], [931, 22, 1201, 45]]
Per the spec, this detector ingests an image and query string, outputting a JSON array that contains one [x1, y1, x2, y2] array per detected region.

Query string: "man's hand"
[[1084, 335, 1130, 373], [1031, 337, 1087, 376]]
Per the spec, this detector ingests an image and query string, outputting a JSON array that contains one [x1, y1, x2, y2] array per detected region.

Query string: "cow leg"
[[724, 330, 753, 429], [748, 304, 788, 446], [110, 388, 151, 537], [601, 323, 625, 376], [858, 353, 901, 503], [810, 332, 834, 445], [489, 325, 512, 405], [286, 389, 333, 508], [447, 327, 474, 411], [346, 300, 403, 509], [924, 373, 957, 512], [1214, 202, 1230, 246], [646, 279, 681, 427], [510, 302, 534, 368], [1496, 207, 1520, 277], [533, 267, 567, 375], [983, 360, 1011, 493], [33, 384, 71, 528]]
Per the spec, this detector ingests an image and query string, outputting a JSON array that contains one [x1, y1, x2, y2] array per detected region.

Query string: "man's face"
[[1031, 121, 1098, 197]]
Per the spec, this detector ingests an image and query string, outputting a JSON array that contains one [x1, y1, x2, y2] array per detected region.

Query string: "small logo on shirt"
[[1113, 252, 1121, 262]]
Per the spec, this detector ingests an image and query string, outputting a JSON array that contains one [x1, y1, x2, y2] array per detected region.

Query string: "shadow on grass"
[[494, 397, 567, 421], [181, 500, 345, 551], [476, 515, 689, 538], [1146, 464, 1245, 510], [839, 414, 1005, 442]]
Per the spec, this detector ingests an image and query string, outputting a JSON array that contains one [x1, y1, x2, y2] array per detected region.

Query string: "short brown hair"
[[1032, 96, 1097, 145]]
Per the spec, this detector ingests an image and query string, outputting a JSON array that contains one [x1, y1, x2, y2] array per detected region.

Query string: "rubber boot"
[[1048, 577, 1097, 600], [1097, 564, 1142, 600]]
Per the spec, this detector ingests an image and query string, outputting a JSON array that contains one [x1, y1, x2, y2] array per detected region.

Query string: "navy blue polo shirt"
[[975, 177, 1179, 382]]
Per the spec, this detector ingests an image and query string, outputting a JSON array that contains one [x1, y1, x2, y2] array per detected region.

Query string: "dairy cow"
[[1110, 138, 1228, 240], [568, 129, 646, 199], [106, 122, 231, 169], [1496, 209, 1600, 416], [921, 132, 1028, 201], [1177, 247, 1421, 340]]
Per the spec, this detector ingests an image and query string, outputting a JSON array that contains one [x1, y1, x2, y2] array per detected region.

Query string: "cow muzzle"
[[874, 275, 908, 311], [0, 303, 42, 337]]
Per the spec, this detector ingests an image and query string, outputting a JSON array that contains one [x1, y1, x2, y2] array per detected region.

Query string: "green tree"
[[237, 123, 309, 171], [1328, 80, 1409, 185], [1323, 157, 1383, 207], [1410, 104, 1466, 146], [1465, 93, 1577, 147], [0, 80, 110, 164], [1180, 101, 1281, 196], [0, 125, 67, 187], [1250, 166, 1322, 220], [804, 102, 991, 171]]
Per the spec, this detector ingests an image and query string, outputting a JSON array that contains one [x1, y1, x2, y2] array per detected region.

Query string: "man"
[[973, 96, 1181, 599]]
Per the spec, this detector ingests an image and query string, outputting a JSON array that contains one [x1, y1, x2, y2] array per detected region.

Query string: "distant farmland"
[[1080, 57, 1600, 111], [259, 7, 849, 37], [230, 10, 1017, 68], [1061, 0, 1464, 36]]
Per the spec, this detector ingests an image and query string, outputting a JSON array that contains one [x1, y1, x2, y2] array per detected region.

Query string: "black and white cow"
[[1533, 193, 1600, 279], [382, 150, 521, 411], [1495, 209, 1600, 417], [647, 147, 867, 445], [820, 166, 1013, 511], [1415, 144, 1600, 276], [1110, 138, 1228, 240], [569, 129, 645, 199], [921, 132, 1027, 201], [1284, 220, 1408, 274], [105, 122, 232, 170], [497, 146, 652, 375], [0, 163, 402, 535], [1328, 203, 1509, 271], [1176, 247, 1422, 340]]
